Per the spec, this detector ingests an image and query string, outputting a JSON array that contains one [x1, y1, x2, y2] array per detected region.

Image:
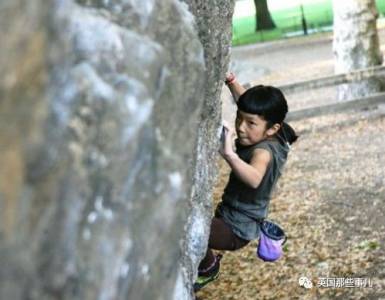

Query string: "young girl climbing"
[[194, 73, 298, 292]]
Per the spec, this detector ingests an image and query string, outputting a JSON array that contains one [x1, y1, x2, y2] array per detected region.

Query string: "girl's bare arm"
[[225, 73, 246, 103], [219, 122, 270, 189], [222, 147, 270, 189]]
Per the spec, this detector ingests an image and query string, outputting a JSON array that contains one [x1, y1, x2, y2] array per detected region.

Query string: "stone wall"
[[0, 0, 234, 299]]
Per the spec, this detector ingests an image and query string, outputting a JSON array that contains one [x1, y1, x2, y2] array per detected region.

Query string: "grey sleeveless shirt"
[[216, 136, 289, 241]]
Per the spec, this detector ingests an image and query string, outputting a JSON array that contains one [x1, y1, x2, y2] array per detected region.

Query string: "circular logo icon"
[[299, 276, 313, 289]]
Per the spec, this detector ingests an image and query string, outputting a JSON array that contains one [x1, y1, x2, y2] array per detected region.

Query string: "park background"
[[197, 0, 385, 299], [232, 0, 385, 45]]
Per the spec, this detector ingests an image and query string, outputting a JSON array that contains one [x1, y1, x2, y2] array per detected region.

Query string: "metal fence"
[[232, 3, 385, 45], [232, 8, 334, 45]]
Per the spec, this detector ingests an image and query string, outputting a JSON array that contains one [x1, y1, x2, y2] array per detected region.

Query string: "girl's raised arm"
[[225, 72, 246, 103]]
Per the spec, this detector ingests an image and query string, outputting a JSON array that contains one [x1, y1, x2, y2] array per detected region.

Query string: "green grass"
[[377, 0, 385, 16], [232, 0, 385, 46]]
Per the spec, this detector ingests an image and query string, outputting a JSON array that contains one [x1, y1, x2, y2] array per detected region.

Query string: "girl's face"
[[235, 110, 277, 146]]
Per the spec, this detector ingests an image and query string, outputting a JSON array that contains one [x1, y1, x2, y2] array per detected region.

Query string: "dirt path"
[[197, 31, 385, 300], [229, 26, 385, 111], [231, 32, 335, 86]]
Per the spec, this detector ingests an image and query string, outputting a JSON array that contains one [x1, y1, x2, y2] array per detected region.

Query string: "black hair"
[[237, 85, 298, 145]]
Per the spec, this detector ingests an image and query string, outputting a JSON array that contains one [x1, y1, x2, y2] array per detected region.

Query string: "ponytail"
[[278, 122, 298, 145]]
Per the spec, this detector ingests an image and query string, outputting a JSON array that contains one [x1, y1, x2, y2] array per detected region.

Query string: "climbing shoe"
[[194, 269, 220, 292], [194, 254, 222, 292]]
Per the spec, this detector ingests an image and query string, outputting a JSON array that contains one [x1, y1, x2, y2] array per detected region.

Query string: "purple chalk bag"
[[257, 220, 287, 262]]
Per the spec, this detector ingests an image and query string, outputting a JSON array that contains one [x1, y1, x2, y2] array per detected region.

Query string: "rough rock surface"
[[333, 0, 384, 100], [0, 0, 234, 299], [176, 1, 235, 299]]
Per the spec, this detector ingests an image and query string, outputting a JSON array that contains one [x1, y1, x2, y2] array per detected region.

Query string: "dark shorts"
[[208, 217, 250, 251]]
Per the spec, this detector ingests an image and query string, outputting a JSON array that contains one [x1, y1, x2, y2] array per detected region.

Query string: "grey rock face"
[[333, 0, 383, 100], [0, 0, 233, 299], [175, 1, 235, 299]]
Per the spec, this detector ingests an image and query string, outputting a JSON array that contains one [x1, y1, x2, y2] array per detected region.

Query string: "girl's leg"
[[198, 217, 249, 274]]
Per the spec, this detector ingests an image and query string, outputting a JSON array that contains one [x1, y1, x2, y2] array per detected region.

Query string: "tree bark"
[[333, 0, 383, 101], [254, 0, 276, 31]]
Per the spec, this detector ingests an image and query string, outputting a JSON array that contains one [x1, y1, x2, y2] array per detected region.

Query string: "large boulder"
[[0, 0, 234, 299], [175, 1, 234, 298]]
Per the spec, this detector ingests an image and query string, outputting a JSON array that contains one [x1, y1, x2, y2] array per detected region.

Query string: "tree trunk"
[[254, 0, 276, 31], [333, 0, 383, 101]]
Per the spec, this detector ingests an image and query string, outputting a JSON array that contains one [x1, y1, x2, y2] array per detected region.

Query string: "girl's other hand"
[[219, 121, 237, 160], [225, 72, 236, 85]]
